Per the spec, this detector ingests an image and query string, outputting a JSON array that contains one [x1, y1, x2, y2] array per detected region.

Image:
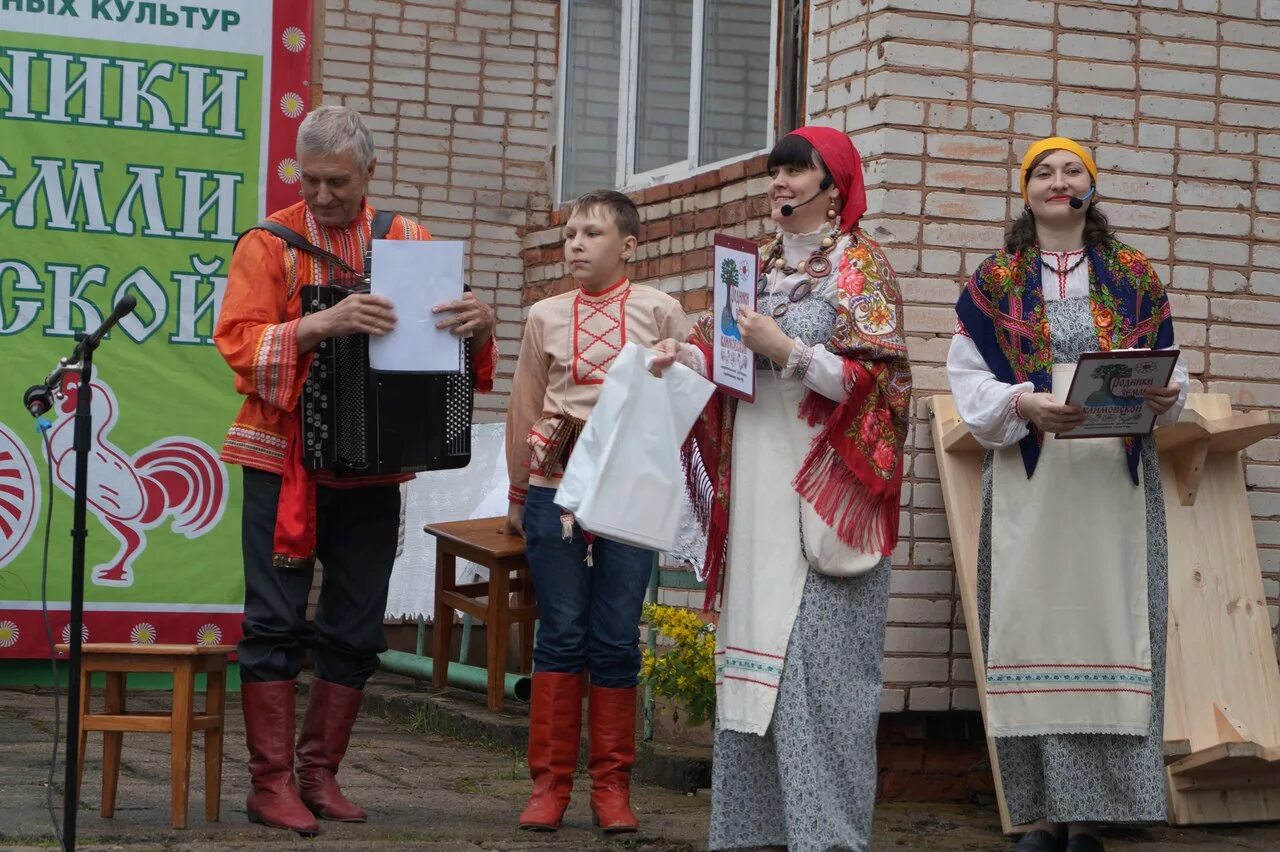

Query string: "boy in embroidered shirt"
[[506, 190, 690, 833]]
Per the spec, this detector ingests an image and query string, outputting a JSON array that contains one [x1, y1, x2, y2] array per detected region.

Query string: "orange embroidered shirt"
[[214, 200, 495, 487]]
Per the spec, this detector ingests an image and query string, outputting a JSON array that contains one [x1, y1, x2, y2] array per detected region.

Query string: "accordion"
[[300, 281, 473, 475]]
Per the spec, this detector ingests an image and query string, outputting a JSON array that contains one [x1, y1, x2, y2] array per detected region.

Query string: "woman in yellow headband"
[[946, 138, 1188, 852]]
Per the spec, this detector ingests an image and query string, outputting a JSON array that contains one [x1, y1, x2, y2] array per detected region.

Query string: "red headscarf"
[[787, 126, 868, 232]]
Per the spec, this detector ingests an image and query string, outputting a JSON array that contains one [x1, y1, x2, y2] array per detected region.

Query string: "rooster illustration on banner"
[[0, 371, 230, 588]]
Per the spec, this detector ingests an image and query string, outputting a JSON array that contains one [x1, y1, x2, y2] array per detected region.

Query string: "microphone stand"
[[23, 296, 136, 852]]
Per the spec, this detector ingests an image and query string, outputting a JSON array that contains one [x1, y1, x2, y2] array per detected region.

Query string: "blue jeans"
[[523, 485, 655, 688]]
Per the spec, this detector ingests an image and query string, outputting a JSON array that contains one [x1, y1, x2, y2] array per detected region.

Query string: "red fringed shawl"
[[685, 230, 912, 610]]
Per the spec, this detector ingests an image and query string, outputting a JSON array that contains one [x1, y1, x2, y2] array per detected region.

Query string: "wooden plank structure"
[[929, 393, 1280, 830]]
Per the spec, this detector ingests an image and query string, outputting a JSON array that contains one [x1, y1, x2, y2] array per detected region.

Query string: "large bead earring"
[[826, 200, 837, 220]]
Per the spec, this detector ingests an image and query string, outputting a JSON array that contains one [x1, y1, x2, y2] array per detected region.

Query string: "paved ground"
[[3, 680, 1280, 850]]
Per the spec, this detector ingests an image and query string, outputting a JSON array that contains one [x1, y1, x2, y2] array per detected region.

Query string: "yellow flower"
[[643, 603, 716, 725]]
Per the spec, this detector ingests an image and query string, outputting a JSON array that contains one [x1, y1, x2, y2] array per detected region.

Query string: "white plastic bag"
[[555, 342, 715, 552]]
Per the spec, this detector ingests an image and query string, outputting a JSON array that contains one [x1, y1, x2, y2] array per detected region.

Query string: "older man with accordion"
[[213, 105, 496, 835]]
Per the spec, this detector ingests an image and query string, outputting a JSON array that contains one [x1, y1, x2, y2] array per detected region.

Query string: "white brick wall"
[[321, 0, 560, 418], [811, 0, 1280, 707]]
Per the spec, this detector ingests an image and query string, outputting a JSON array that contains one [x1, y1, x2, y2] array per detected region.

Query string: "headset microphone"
[[1069, 185, 1096, 210], [780, 175, 834, 217]]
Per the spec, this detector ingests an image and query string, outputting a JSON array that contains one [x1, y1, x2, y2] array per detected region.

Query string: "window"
[[557, 0, 781, 203]]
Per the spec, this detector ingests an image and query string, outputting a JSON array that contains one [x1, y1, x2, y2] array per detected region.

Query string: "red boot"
[[241, 681, 319, 835], [587, 684, 639, 833], [518, 672, 584, 830], [296, 679, 367, 822]]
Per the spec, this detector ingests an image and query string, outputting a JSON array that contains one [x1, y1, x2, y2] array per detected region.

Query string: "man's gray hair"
[[296, 105, 375, 171]]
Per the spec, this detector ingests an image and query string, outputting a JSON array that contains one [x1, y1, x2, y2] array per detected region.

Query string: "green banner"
[[0, 0, 310, 654]]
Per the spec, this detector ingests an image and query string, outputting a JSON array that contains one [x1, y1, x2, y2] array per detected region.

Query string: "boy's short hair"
[[566, 189, 641, 240]]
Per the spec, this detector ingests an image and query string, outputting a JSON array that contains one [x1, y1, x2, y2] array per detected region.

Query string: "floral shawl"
[[685, 229, 913, 610], [955, 238, 1174, 484]]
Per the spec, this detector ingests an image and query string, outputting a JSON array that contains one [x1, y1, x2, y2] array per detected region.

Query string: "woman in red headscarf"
[[654, 127, 912, 850]]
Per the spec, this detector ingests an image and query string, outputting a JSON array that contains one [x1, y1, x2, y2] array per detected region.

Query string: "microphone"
[[24, 385, 52, 418], [1069, 185, 1096, 210], [78, 294, 138, 354], [780, 175, 834, 217], [20, 295, 138, 419]]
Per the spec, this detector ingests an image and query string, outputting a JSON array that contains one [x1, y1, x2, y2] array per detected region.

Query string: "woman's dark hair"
[[767, 133, 827, 176], [1006, 150, 1115, 253]]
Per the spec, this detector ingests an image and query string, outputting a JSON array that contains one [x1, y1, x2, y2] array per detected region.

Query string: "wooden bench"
[[59, 643, 233, 829], [427, 517, 537, 711]]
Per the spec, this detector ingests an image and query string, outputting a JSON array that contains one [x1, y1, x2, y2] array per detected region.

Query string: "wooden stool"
[[428, 517, 537, 711], [58, 643, 233, 829]]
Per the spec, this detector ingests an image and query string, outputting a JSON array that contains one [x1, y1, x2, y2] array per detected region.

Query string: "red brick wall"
[[521, 155, 775, 311], [876, 713, 994, 804]]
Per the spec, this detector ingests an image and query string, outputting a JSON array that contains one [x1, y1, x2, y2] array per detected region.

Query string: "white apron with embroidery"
[[715, 372, 879, 735], [986, 362, 1151, 737]]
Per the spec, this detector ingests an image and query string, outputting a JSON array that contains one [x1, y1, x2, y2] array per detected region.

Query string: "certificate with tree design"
[[711, 233, 758, 402], [1059, 349, 1180, 439]]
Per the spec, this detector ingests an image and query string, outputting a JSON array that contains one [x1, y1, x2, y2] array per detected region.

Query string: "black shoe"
[[1065, 835, 1104, 852], [1015, 829, 1063, 852]]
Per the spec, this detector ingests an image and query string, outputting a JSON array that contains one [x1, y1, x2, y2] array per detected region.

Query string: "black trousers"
[[238, 467, 400, 688]]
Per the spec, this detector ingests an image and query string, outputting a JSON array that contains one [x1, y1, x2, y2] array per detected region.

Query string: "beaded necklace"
[[757, 229, 841, 318]]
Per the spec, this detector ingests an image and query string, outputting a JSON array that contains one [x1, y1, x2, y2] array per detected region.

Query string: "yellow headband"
[[1020, 137, 1098, 200]]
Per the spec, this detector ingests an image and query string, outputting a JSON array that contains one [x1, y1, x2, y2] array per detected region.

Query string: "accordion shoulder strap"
[[233, 210, 400, 277], [235, 220, 360, 276], [370, 209, 395, 240]]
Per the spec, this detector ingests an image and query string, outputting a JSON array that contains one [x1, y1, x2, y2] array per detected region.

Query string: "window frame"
[[555, 0, 782, 204]]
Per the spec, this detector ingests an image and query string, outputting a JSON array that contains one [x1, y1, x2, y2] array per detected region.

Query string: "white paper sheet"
[[369, 239, 465, 373]]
